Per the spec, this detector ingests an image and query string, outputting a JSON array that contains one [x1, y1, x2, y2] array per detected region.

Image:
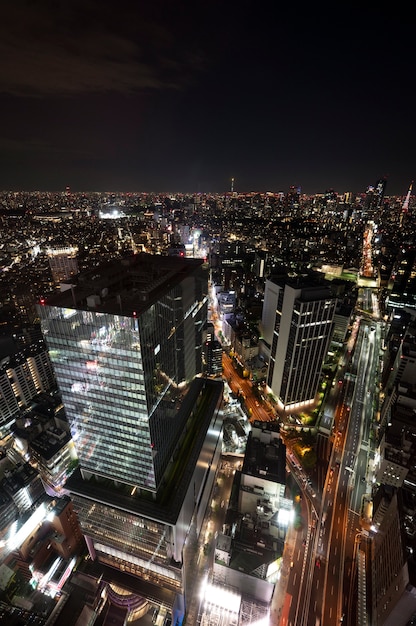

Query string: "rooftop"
[[242, 422, 286, 485], [41, 252, 206, 317]]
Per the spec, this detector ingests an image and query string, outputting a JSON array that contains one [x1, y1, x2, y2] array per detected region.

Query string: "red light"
[[40, 297, 46, 305], [133, 311, 137, 317]]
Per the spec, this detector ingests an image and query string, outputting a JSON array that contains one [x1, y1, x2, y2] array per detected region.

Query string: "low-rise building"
[[213, 421, 290, 605]]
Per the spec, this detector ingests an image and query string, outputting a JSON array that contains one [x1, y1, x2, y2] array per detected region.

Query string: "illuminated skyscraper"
[[37, 253, 223, 606], [364, 176, 387, 215], [264, 275, 336, 410], [400, 181, 412, 226], [38, 253, 209, 490]]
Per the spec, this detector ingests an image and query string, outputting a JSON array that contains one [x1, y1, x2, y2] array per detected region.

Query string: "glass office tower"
[[37, 253, 223, 607], [38, 253, 208, 494]]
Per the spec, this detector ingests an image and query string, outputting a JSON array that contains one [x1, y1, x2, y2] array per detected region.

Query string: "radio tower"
[[400, 182, 412, 226]]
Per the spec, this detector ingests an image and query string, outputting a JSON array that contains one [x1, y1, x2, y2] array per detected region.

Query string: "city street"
[[222, 352, 275, 423], [278, 315, 381, 626]]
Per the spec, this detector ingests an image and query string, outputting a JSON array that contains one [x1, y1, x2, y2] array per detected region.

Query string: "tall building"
[[0, 324, 57, 439], [203, 322, 223, 376], [263, 274, 336, 411], [386, 248, 416, 313], [364, 176, 387, 215], [38, 253, 208, 491], [37, 253, 223, 609], [369, 489, 409, 625]]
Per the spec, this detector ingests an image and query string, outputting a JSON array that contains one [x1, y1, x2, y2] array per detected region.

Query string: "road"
[[222, 351, 273, 423], [282, 316, 381, 626], [216, 302, 381, 625]]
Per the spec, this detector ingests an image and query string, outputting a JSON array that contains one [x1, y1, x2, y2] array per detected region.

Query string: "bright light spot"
[[39, 557, 62, 590], [203, 582, 241, 614], [199, 573, 208, 601], [247, 616, 270, 626], [8, 503, 47, 550], [277, 507, 294, 527]]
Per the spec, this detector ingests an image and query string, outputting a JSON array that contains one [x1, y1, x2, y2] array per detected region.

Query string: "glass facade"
[[38, 258, 208, 492], [72, 495, 181, 589], [38, 307, 154, 487]]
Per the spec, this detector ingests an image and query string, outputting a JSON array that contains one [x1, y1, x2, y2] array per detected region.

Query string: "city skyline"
[[0, 2, 415, 195], [0, 185, 416, 623]]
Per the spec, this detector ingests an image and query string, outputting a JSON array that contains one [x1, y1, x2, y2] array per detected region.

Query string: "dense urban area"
[[0, 178, 416, 626]]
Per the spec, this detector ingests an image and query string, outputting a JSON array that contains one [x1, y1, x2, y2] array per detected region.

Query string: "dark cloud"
[[0, 0, 204, 96], [0, 2, 414, 193]]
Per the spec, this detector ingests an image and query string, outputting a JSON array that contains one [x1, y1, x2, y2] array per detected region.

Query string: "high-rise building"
[[386, 248, 416, 313], [364, 176, 387, 215], [0, 325, 57, 438], [369, 489, 409, 625], [204, 338, 223, 376], [37, 253, 223, 608], [38, 253, 209, 491], [263, 274, 336, 411]]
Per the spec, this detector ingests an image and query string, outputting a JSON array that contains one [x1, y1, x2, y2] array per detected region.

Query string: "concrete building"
[[262, 274, 336, 411], [29, 425, 77, 495], [0, 326, 57, 439], [203, 322, 223, 377], [47, 246, 79, 285], [212, 422, 290, 606]]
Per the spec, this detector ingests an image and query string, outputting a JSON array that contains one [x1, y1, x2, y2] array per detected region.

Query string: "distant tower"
[[231, 177, 234, 193], [402, 181, 412, 213], [284, 185, 301, 211], [400, 182, 412, 226], [364, 176, 387, 214]]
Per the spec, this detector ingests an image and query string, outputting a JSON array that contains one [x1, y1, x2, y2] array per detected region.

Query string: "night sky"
[[0, 1, 415, 195]]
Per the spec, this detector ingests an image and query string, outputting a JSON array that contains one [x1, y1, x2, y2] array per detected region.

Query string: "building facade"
[[0, 326, 57, 439], [370, 489, 409, 625], [264, 276, 336, 410], [47, 246, 79, 285], [37, 253, 223, 605], [210, 421, 290, 615], [38, 253, 208, 493]]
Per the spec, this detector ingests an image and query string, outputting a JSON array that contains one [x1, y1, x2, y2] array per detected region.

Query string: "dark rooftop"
[[40, 252, 206, 317], [242, 422, 286, 485]]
